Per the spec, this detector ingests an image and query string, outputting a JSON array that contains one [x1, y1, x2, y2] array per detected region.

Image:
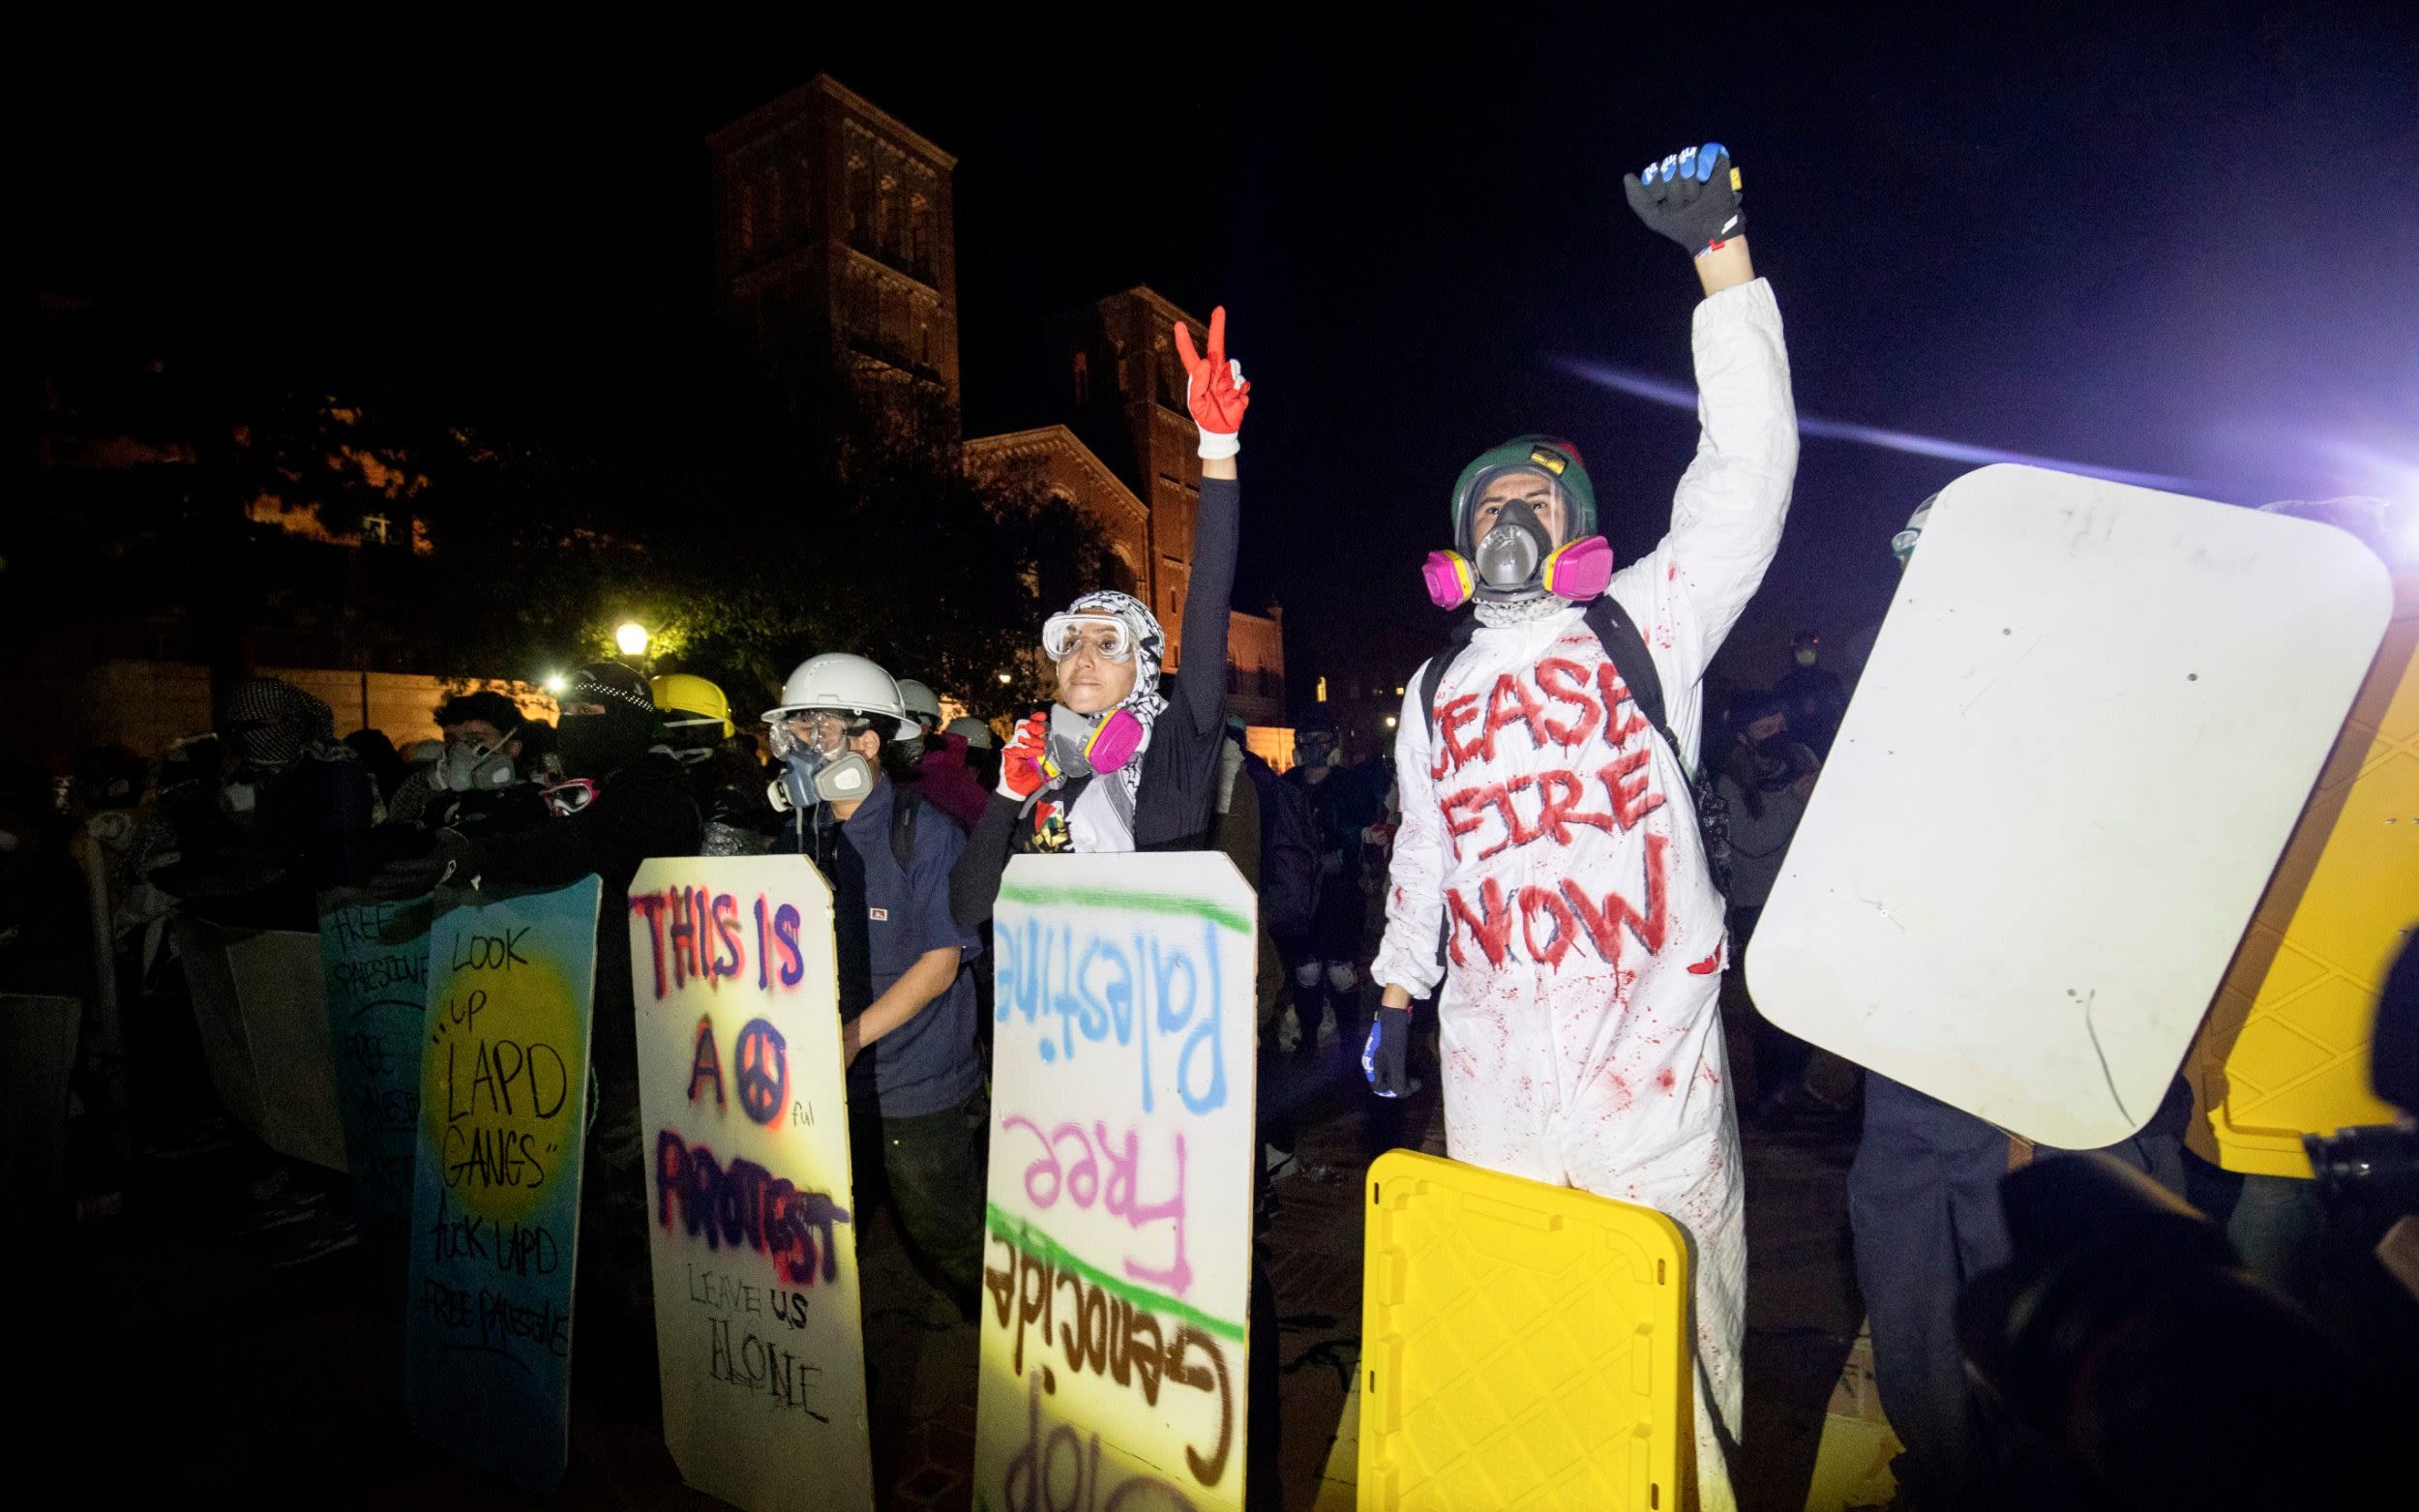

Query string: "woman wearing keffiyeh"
[[950, 305, 1250, 919]]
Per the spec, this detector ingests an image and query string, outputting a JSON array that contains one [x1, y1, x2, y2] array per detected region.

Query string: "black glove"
[[1362, 1005, 1411, 1098], [368, 827, 476, 901], [1624, 141, 1743, 254]]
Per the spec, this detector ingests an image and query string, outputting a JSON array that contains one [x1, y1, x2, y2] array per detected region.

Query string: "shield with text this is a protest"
[[630, 853, 872, 1512]]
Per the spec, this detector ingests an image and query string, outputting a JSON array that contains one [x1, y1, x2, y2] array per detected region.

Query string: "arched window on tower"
[[1072, 351, 1090, 404]]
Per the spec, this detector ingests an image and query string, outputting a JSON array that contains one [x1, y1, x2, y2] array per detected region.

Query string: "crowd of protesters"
[[14, 135, 2411, 1511]]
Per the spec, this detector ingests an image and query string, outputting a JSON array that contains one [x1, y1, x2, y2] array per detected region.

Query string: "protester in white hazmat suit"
[[1367, 142, 1795, 1506]]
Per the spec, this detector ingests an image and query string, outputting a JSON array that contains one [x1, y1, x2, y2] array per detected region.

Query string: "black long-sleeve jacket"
[[951, 472, 1240, 928], [467, 751, 701, 1081]]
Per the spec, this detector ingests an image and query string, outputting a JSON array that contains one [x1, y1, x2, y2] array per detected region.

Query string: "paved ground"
[[26, 1020, 1860, 1510]]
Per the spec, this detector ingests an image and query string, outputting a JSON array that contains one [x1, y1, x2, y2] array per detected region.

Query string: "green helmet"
[[1448, 435, 1598, 554]]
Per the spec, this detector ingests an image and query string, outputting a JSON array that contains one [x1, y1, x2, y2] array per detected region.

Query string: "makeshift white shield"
[[974, 853, 1260, 1512], [1747, 464, 2391, 1148], [629, 853, 872, 1512]]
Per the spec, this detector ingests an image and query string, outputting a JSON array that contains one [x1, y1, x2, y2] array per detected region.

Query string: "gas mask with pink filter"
[[1039, 595, 1166, 785], [1421, 437, 1615, 610]]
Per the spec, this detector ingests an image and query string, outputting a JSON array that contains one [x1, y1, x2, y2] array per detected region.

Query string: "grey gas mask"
[[1472, 498, 1555, 600], [430, 728, 521, 793], [772, 716, 878, 811]]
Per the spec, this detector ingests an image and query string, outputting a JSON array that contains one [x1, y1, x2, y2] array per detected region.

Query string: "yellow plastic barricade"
[[1359, 1149, 1688, 1510], [2188, 571, 2419, 1175]]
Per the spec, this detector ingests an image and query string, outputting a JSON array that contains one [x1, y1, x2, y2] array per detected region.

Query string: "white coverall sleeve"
[[1625, 278, 1799, 712], [1370, 669, 1448, 998]]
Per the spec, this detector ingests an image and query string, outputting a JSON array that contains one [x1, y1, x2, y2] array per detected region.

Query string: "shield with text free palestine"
[[316, 888, 434, 1274], [975, 854, 1260, 1512], [630, 853, 873, 1512]]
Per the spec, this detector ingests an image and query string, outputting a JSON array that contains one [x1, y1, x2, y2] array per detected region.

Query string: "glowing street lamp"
[[997, 671, 1013, 684], [543, 672, 567, 696], [614, 621, 651, 658]]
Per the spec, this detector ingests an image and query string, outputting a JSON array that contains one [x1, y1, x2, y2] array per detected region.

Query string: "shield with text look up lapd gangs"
[[405, 876, 599, 1495]]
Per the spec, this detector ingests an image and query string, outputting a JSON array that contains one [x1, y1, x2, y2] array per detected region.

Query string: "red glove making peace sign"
[[1173, 305, 1249, 460]]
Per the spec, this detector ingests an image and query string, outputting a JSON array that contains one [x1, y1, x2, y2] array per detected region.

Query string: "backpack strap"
[[1418, 599, 1678, 761], [890, 787, 921, 872], [1582, 594, 1685, 770], [1417, 613, 1484, 734], [1419, 595, 1691, 971]]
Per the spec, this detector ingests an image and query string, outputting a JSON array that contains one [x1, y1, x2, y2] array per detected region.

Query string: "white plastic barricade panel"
[[2, 994, 82, 1222], [1748, 464, 2391, 1148], [176, 921, 346, 1169], [176, 920, 265, 1136], [974, 853, 1260, 1512], [226, 928, 347, 1170], [629, 854, 873, 1512]]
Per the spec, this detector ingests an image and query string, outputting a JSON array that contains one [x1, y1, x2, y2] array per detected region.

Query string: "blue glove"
[[1623, 142, 1743, 254], [1362, 1006, 1411, 1098]]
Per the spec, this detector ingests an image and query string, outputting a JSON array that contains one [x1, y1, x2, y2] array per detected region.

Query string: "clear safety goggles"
[[1042, 613, 1136, 664], [543, 778, 598, 816], [1891, 527, 1924, 560], [767, 711, 856, 760]]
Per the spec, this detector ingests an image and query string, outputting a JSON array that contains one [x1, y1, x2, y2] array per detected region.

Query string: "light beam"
[[1550, 357, 2202, 491]]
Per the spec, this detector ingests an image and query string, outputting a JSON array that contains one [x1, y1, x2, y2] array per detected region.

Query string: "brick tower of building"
[[708, 74, 961, 414]]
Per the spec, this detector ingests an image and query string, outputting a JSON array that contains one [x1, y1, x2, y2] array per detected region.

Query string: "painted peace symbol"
[[733, 1017, 790, 1126]]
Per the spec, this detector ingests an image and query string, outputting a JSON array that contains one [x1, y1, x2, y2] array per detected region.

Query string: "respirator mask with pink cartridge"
[[1041, 703, 1146, 781], [1032, 592, 1168, 854], [1421, 435, 1614, 610], [1038, 601, 1160, 784]]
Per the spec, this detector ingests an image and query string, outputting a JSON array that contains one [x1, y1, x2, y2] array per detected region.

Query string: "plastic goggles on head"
[[1891, 527, 1924, 560], [1042, 613, 1137, 664]]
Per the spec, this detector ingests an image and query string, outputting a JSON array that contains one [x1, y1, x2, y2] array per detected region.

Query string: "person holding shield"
[[1366, 143, 1796, 1506], [948, 305, 1270, 1501], [950, 305, 1249, 900]]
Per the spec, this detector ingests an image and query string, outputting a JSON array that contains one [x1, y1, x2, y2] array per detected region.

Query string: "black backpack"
[[1417, 595, 1732, 926], [888, 787, 923, 870]]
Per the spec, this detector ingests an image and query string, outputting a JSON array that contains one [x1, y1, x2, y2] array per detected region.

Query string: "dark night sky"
[[21, 5, 2418, 698]]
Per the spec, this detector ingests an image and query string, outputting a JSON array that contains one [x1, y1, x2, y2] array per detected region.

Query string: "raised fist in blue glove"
[[1624, 142, 1743, 255], [1362, 1005, 1412, 1098]]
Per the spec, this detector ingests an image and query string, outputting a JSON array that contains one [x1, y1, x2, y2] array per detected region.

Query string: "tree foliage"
[[21, 291, 1116, 731]]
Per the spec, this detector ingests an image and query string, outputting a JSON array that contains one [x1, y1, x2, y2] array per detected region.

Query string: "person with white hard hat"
[[765, 652, 987, 1316]]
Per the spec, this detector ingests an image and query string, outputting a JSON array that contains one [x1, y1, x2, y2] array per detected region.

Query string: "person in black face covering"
[[450, 658, 700, 1074], [400, 659, 699, 1415]]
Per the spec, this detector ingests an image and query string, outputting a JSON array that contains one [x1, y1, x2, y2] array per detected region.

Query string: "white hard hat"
[[946, 716, 995, 750], [895, 678, 942, 726], [764, 654, 917, 740]]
